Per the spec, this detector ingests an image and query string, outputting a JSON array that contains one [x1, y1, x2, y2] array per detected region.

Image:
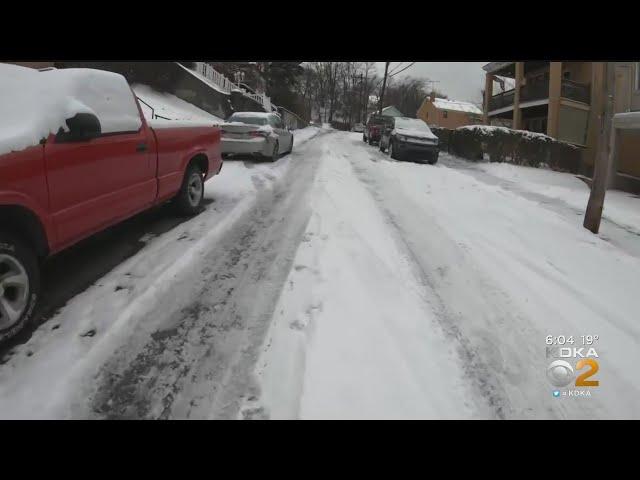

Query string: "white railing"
[[194, 62, 272, 111]]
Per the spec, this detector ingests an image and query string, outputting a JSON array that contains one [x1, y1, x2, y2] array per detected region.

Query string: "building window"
[[443, 111, 448, 119], [563, 71, 571, 80]]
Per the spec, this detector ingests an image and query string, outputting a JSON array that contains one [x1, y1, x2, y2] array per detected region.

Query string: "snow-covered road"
[[1, 129, 639, 419]]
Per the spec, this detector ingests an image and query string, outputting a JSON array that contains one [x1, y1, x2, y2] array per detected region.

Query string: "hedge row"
[[431, 125, 582, 173]]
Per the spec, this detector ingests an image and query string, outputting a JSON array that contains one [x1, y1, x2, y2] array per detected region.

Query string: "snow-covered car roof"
[[0, 63, 141, 156]]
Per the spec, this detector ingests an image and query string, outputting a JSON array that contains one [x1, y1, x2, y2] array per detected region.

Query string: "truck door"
[[43, 72, 156, 249]]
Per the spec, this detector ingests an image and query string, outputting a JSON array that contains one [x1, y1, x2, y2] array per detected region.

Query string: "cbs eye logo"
[[546, 359, 600, 387]]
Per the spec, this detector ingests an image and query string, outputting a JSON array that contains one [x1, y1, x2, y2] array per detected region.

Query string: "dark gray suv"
[[379, 117, 440, 164]]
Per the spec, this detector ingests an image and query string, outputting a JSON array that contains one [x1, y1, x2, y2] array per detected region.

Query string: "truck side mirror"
[[57, 113, 102, 142]]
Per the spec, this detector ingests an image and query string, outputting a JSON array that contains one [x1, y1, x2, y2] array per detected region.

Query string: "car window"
[[271, 116, 283, 128]]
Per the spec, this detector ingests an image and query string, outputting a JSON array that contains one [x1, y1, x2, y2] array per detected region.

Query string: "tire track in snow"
[[86, 134, 328, 420], [338, 133, 515, 419]]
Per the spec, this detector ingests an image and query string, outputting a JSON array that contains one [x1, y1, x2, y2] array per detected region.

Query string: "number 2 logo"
[[575, 359, 600, 387]]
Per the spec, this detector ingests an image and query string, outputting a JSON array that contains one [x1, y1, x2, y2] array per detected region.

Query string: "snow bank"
[[132, 83, 223, 124], [0, 64, 141, 156], [478, 162, 640, 235]]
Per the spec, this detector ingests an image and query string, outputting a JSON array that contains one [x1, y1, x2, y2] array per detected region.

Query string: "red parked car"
[[0, 65, 223, 342], [363, 113, 391, 146]]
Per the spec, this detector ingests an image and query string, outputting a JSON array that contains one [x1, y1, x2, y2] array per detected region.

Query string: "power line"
[[386, 62, 405, 77], [389, 62, 416, 77]]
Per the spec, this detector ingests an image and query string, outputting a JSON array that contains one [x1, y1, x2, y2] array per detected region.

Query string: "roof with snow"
[[432, 98, 483, 115], [381, 106, 404, 117]]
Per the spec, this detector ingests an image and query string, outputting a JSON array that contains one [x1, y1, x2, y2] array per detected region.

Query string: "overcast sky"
[[375, 62, 487, 104]]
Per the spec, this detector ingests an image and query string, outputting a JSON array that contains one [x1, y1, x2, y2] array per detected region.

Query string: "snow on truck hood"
[[0, 63, 142, 156]]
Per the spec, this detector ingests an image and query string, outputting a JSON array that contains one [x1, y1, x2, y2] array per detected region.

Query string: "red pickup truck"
[[0, 65, 223, 342]]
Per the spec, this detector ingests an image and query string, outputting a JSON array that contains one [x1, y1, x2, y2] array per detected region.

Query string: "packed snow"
[[255, 133, 640, 419], [0, 63, 141, 156], [1, 127, 638, 420], [477, 162, 640, 235]]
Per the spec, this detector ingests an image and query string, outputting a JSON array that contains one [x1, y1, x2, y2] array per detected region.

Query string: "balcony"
[[488, 79, 591, 113], [561, 79, 591, 104], [489, 89, 516, 111]]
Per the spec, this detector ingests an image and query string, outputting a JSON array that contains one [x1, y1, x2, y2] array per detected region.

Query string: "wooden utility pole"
[[378, 62, 390, 114], [358, 73, 365, 123], [584, 63, 615, 234]]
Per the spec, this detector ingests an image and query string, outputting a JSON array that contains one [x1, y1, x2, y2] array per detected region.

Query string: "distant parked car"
[[352, 123, 364, 133], [379, 117, 440, 164], [221, 112, 293, 161], [363, 114, 390, 145]]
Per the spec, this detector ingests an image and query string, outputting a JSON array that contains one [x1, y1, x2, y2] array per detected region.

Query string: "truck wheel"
[[368, 136, 374, 146], [363, 134, 367, 142], [176, 163, 205, 216], [0, 233, 40, 344], [379, 140, 386, 153]]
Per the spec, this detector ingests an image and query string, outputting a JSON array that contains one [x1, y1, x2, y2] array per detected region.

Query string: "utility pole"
[[378, 62, 390, 114], [584, 62, 615, 234], [362, 70, 369, 123], [358, 73, 364, 124]]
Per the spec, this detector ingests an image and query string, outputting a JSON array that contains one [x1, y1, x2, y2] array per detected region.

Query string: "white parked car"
[[221, 112, 294, 161], [352, 123, 365, 133]]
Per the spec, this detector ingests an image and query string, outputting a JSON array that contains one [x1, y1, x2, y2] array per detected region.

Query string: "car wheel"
[[268, 141, 279, 161], [389, 140, 398, 160], [363, 134, 367, 142], [176, 163, 205, 216], [0, 233, 40, 344]]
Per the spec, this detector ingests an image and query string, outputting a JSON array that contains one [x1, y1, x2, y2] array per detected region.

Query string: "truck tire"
[[368, 136, 374, 146], [363, 133, 367, 142], [175, 163, 205, 216], [0, 233, 40, 344]]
